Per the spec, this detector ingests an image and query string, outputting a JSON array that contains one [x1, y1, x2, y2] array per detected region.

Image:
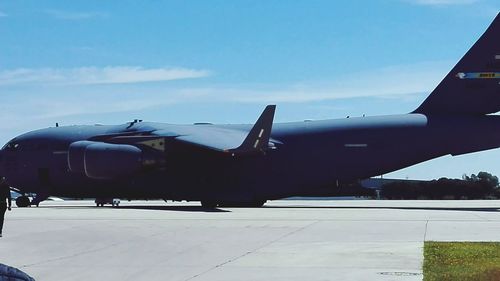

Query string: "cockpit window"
[[2, 139, 67, 151], [2, 141, 20, 151]]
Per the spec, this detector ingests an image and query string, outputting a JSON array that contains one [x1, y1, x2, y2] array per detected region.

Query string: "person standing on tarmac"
[[0, 177, 12, 237]]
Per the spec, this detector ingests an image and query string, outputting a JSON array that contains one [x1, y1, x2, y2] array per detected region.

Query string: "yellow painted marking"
[[138, 139, 165, 151]]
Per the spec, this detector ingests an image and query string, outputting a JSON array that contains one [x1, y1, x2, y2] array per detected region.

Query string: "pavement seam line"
[[423, 220, 429, 241], [18, 226, 168, 269], [471, 212, 491, 221], [19, 241, 124, 269], [184, 220, 320, 281]]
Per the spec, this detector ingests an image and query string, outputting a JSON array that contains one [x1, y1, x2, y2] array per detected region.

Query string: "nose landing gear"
[[15, 196, 31, 208]]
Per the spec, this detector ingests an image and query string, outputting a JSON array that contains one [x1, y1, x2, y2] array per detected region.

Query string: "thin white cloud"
[[45, 9, 108, 20], [0, 60, 451, 145], [0, 61, 449, 121], [0, 11, 7, 17], [170, 61, 451, 103], [408, 0, 479, 5], [0, 66, 211, 85]]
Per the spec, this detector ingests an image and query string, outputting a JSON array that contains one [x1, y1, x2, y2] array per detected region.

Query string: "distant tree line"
[[334, 182, 377, 198], [380, 171, 500, 200]]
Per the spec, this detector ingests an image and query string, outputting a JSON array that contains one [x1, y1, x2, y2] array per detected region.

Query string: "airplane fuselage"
[[2, 113, 500, 203]]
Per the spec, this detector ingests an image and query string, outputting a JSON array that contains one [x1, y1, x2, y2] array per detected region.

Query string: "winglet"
[[232, 105, 276, 153]]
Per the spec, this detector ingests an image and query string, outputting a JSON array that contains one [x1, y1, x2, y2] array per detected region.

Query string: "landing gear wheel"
[[201, 201, 218, 208], [15, 196, 31, 208]]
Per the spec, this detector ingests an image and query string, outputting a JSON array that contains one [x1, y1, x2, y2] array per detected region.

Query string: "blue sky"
[[0, 1, 499, 180]]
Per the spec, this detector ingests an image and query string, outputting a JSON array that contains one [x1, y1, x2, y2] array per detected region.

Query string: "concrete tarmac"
[[1, 200, 500, 281]]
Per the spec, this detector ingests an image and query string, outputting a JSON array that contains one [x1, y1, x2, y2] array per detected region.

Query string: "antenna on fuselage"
[[126, 119, 144, 129]]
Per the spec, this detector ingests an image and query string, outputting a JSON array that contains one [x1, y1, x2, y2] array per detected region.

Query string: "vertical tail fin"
[[414, 13, 500, 116]]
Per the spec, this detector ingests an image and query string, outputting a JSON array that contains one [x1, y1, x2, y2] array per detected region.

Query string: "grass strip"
[[424, 241, 500, 281]]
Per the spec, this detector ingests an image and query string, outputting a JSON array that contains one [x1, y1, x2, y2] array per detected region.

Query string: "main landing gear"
[[15, 196, 31, 208], [15, 193, 48, 207]]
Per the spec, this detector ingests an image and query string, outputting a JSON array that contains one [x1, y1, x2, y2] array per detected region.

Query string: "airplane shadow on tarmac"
[[118, 205, 231, 213], [38, 205, 500, 213], [44, 205, 231, 213]]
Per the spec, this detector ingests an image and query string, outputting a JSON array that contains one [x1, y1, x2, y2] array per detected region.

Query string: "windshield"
[[2, 140, 20, 151]]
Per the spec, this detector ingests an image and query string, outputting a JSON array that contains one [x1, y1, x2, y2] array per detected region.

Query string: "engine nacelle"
[[68, 141, 143, 180], [68, 141, 95, 173]]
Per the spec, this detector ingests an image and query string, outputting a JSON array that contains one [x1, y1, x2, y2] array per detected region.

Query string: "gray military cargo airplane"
[[1, 13, 499, 208]]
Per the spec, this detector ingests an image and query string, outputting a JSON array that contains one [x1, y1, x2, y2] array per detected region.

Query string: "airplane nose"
[[0, 149, 5, 176]]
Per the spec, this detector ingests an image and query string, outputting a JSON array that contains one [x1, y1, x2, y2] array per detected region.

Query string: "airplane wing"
[[86, 105, 277, 155], [172, 105, 277, 154]]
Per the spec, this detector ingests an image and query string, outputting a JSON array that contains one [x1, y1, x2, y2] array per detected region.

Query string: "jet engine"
[[68, 141, 143, 180]]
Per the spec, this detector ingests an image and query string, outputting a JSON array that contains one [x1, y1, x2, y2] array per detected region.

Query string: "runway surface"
[[1, 200, 500, 281]]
